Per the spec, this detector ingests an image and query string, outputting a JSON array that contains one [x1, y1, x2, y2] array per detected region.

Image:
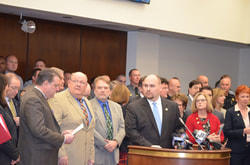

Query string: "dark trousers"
[[231, 152, 250, 165]]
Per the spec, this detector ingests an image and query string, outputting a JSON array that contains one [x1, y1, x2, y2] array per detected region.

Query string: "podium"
[[128, 145, 231, 165]]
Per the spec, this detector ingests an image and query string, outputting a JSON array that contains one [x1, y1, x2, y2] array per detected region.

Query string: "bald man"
[[126, 74, 180, 148], [168, 77, 181, 99], [5, 55, 23, 89], [49, 72, 95, 165], [197, 75, 209, 87]]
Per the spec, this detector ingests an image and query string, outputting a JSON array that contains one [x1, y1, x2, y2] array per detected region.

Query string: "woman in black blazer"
[[0, 74, 19, 164], [223, 85, 250, 165]]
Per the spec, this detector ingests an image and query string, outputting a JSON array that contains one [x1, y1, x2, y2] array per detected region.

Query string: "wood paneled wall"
[[0, 13, 127, 81]]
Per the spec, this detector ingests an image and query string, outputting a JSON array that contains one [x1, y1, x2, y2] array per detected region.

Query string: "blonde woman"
[[212, 88, 226, 124], [185, 92, 224, 144]]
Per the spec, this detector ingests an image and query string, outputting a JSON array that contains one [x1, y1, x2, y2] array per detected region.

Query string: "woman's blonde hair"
[[212, 88, 225, 108], [110, 84, 130, 105], [191, 92, 213, 113]]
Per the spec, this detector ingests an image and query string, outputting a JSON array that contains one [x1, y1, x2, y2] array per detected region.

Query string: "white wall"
[[126, 31, 249, 93], [159, 36, 239, 93], [126, 32, 159, 83], [238, 48, 250, 86]]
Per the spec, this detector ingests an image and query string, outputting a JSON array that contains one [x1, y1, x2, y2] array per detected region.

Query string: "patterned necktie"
[[79, 99, 89, 126], [8, 99, 17, 118], [103, 104, 113, 140], [152, 102, 162, 135]]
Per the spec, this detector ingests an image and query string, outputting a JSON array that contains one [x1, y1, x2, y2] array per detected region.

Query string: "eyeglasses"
[[9, 86, 19, 91], [177, 104, 183, 107], [71, 79, 86, 85], [196, 99, 207, 103]]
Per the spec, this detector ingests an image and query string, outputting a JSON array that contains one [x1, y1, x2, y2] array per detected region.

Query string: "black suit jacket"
[[125, 97, 180, 148], [0, 105, 19, 164], [223, 106, 250, 154]]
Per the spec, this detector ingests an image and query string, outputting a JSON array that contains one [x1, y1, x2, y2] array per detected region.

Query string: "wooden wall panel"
[[0, 14, 27, 78], [81, 27, 127, 81], [0, 13, 127, 82], [28, 19, 81, 79]]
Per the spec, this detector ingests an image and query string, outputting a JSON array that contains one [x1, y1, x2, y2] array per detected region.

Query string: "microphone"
[[193, 129, 212, 150], [172, 131, 193, 150], [218, 124, 224, 136], [193, 129, 207, 145], [178, 117, 204, 150]]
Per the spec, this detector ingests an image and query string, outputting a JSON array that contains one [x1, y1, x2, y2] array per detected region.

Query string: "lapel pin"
[[237, 113, 240, 116]]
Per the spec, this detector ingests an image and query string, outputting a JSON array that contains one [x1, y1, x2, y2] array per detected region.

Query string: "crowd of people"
[[0, 55, 250, 165]]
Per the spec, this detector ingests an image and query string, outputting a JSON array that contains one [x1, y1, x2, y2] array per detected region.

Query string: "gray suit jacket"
[[185, 95, 193, 117], [49, 89, 95, 165], [90, 98, 125, 165], [19, 88, 64, 165]]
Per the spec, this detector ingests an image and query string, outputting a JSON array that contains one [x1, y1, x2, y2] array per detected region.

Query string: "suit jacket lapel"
[[108, 101, 117, 135], [142, 98, 159, 136], [85, 99, 95, 128], [161, 98, 170, 136], [93, 98, 106, 131], [34, 88, 60, 130], [248, 111, 250, 124], [66, 90, 85, 119], [234, 109, 246, 128]]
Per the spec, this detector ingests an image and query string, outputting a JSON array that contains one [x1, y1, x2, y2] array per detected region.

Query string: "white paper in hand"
[[72, 123, 84, 135]]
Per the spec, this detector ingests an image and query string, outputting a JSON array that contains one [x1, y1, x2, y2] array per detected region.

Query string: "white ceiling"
[[0, 4, 249, 48]]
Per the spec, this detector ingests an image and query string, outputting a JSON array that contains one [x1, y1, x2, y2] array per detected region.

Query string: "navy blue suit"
[[223, 105, 250, 165]]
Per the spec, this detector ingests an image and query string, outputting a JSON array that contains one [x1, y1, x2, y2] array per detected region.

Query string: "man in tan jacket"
[[49, 72, 95, 165]]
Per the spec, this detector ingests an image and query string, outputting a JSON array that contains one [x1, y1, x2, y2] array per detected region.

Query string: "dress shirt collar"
[[147, 96, 161, 106], [235, 103, 250, 112], [189, 94, 194, 101], [5, 96, 10, 102], [97, 98, 108, 106], [34, 86, 47, 99], [5, 97, 10, 107]]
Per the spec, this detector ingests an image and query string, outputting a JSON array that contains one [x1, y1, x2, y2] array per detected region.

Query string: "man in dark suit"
[[126, 74, 180, 148], [19, 69, 74, 165], [127, 69, 141, 98], [5, 73, 21, 127]]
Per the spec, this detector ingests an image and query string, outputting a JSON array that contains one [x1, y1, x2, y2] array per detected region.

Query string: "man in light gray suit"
[[19, 69, 74, 165], [90, 76, 125, 165]]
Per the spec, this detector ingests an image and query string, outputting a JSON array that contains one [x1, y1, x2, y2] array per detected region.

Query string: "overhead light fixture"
[[20, 13, 36, 34]]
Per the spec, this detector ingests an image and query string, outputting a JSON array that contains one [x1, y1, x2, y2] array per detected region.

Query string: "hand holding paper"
[[72, 123, 84, 135]]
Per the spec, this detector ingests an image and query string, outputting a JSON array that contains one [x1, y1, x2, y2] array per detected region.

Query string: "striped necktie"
[[8, 99, 17, 118], [103, 104, 113, 140], [79, 99, 89, 126]]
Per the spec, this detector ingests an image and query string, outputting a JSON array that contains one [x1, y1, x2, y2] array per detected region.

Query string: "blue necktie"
[[152, 102, 162, 135]]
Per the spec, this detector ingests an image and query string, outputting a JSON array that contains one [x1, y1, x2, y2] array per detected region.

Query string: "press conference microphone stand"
[[178, 117, 204, 150]]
